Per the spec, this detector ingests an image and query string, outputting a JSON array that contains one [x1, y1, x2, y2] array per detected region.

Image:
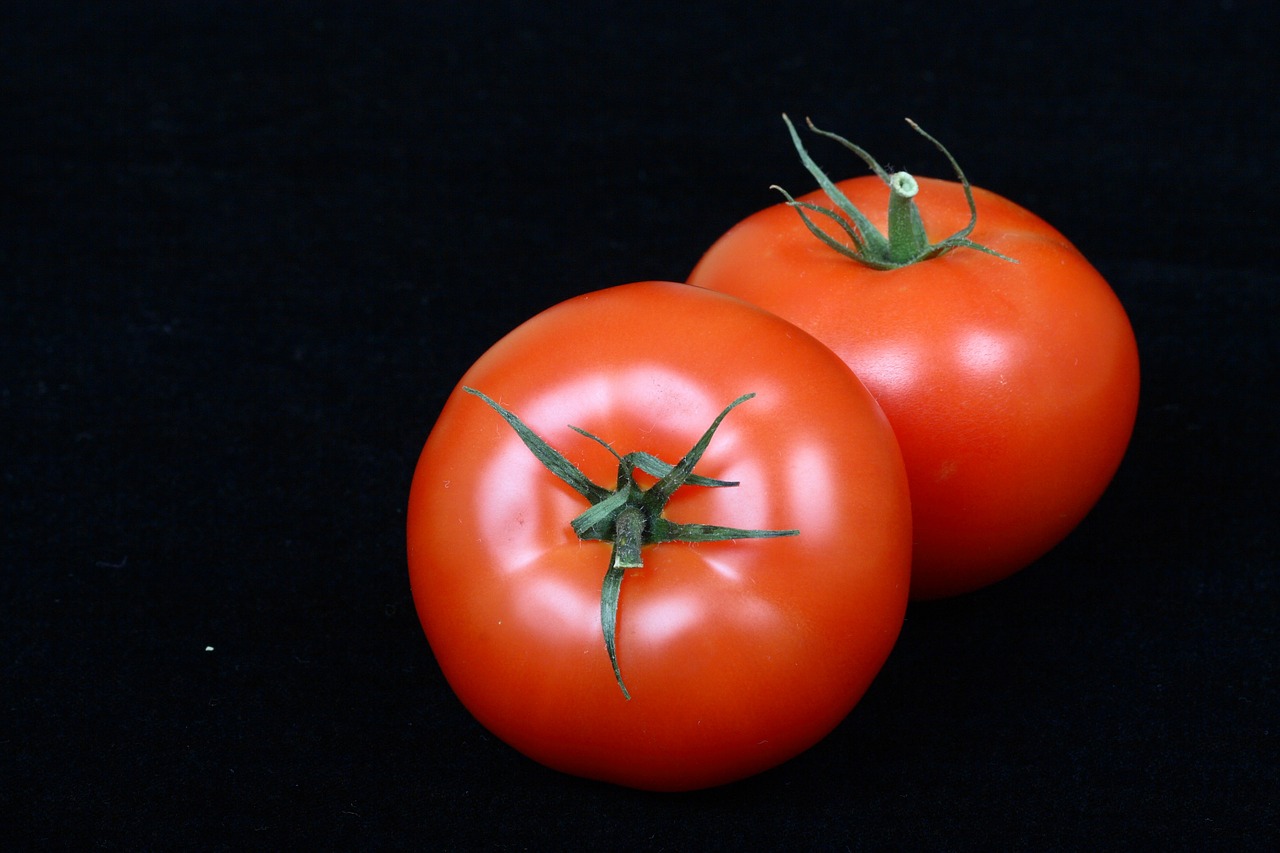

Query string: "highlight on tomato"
[[406, 281, 911, 791], [688, 116, 1140, 599]]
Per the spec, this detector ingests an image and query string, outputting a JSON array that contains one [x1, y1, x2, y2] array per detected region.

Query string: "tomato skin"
[[689, 177, 1140, 599], [407, 282, 911, 791]]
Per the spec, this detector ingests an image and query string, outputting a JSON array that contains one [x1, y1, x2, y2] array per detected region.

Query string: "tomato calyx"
[[464, 387, 798, 700], [772, 114, 1016, 270]]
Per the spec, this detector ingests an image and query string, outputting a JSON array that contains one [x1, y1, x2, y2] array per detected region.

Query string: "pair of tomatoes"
[[406, 118, 1140, 791]]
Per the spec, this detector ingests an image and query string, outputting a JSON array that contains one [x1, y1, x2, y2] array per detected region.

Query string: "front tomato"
[[407, 282, 910, 791]]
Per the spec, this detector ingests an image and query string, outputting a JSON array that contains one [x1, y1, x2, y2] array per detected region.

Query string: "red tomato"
[[407, 282, 910, 791], [688, 119, 1140, 599]]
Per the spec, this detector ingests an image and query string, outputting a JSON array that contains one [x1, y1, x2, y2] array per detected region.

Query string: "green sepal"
[[569, 425, 740, 488], [652, 520, 800, 543], [771, 185, 897, 270], [571, 485, 632, 539], [642, 393, 755, 511], [464, 388, 611, 504], [600, 560, 631, 701], [631, 453, 739, 488], [783, 114, 889, 258]]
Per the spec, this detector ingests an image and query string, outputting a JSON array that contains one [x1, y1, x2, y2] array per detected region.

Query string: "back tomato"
[[407, 282, 910, 791], [690, 154, 1140, 598]]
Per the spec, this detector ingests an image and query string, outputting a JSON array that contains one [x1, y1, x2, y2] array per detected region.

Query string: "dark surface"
[[4, 2, 1276, 849]]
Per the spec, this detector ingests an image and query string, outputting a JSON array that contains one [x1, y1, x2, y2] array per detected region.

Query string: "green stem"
[[886, 171, 926, 263], [612, 506, 646, 569]]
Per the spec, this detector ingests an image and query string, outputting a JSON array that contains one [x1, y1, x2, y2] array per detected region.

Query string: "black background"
[[4, 1, 1276, 849]]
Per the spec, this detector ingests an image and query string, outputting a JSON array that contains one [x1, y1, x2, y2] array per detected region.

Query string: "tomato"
[[688, 118, 1140, 599], [407, 281, 911, 791]]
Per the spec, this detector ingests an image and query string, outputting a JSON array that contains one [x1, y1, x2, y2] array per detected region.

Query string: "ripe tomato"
[[688, 118, 1140, 599], [407, 281, 911, 791]]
